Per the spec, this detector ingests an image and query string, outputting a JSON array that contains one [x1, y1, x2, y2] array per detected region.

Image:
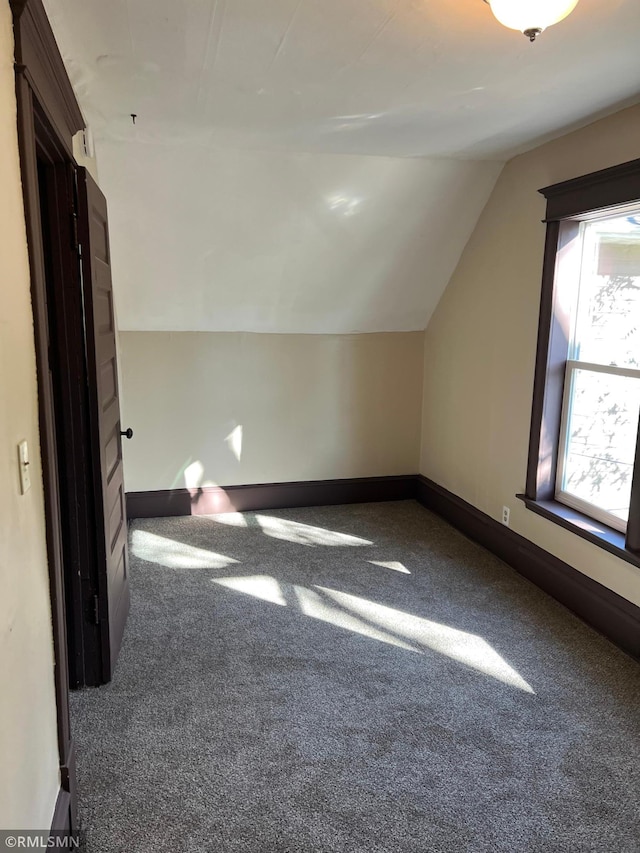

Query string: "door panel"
[[77, 167, 130, 678]]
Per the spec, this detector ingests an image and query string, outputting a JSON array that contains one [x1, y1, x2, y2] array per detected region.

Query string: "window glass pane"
[[561, 368, 640, 523], [572, 213, 640, 368]]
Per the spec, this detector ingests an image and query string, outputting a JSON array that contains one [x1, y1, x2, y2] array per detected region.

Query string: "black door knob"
[[120, 428, 133, 440]]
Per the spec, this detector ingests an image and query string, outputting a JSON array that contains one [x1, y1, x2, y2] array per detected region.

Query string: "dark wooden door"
[[77, 167, 130, 678], [39, 159, 104, 688]]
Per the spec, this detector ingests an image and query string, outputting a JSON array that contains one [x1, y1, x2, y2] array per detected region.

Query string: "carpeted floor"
[[71, 501, 640, 852]]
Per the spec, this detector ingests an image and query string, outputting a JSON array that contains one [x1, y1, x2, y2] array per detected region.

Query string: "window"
[[556, 213, 640, 531], [520, 158, 640, 566]]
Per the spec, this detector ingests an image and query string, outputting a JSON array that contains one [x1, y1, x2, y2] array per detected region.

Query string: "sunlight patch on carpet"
[[213, 513, 373, 547], [294, 585, 417, 652], [131, 530, 239, 569], [368, 560, 411, 574], [316, 586, 535, 694], [212, 574, 288, 606]]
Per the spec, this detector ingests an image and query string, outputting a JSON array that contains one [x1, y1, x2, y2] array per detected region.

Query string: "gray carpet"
[[71, 501, 640, 852]]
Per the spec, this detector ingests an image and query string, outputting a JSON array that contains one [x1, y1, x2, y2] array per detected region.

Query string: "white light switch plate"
[[18, 440, 31, 495]]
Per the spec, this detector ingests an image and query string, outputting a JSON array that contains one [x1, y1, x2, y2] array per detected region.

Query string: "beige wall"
[[420, 103, 640, 607], [0, 3, 60, 831], [120, 331, 424, 493]]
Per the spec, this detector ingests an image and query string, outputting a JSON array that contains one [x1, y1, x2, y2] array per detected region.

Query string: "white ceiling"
[[43, 0, 640, 159], [41, 0, 640, 334]]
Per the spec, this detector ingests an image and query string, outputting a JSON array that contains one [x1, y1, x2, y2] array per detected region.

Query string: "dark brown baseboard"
[[416, 475, 640, 660], [126, 475, 417, 520], [50, 787, 72, 834], [50, 739, 76, 836]]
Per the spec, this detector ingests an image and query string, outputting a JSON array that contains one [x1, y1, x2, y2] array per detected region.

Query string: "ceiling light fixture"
[[483, 0, 580, 42]]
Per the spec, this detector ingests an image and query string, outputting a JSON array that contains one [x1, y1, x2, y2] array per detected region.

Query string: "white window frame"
[[556, 360, 640, 532]]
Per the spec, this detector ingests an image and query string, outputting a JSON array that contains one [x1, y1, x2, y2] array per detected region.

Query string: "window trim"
[[521, 157, 640, 565]]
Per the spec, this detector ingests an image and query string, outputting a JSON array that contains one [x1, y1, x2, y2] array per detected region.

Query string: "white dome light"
[[485, 0, 580, 41]]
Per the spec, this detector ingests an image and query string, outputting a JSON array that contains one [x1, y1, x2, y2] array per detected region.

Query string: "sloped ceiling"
[[43, 0, 640, 333], [94, 143, 502, 333]]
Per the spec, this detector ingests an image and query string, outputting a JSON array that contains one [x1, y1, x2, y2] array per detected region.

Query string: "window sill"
[[516, 494, 640, 570]]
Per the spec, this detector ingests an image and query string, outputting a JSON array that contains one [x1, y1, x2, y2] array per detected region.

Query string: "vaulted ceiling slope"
[[92, 143, 502, 334], [42, 0, 640, 334]]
